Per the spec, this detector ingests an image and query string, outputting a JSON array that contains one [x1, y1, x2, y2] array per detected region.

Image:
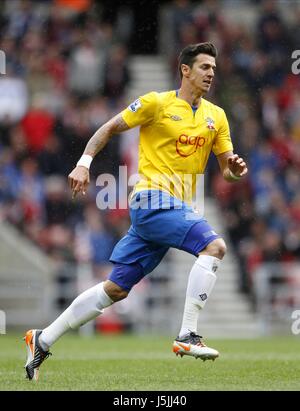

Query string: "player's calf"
[[104, 280, 129, 301]]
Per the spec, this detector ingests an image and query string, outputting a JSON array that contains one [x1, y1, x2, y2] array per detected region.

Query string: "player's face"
[[187, 54, 216, 94]]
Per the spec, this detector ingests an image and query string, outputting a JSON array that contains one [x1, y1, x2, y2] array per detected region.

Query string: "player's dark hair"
[[178, 42, 217, 79]]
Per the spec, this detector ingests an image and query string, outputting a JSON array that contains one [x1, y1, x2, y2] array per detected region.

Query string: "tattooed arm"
[[84, 113, 129, 158], [68, 113, 130, 198]]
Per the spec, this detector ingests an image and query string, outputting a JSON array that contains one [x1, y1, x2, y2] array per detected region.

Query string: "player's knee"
[[103, 280, 129, 302], [203, 238, 227, 260]]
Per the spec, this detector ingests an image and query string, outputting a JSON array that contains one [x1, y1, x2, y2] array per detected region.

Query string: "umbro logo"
[[212, 262, 218, 273], [199, 293, 207, 301], [170, 115, 182, 121]]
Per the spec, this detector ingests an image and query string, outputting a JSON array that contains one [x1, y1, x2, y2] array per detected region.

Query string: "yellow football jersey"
[[121, 90, 233, 203]]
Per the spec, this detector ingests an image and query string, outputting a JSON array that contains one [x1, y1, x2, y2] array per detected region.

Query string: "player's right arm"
[[69, 92, 158, 198], [68, 113, 129, 198]]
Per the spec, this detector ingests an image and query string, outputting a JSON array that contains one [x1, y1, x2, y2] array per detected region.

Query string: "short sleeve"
[[121, 92, 158, 128], [212, 109, 234, 156]]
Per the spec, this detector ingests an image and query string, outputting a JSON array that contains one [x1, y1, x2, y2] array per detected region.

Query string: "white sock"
[[178, 255, 221, 338], [39, 282, 113, 350]]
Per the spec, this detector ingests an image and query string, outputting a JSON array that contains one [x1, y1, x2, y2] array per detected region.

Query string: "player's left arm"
[[217, 151, 248, 182]]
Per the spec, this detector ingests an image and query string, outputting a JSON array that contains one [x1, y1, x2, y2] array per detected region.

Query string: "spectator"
[[68, 37, 106, 96], [0, 65, 28, 123], [21, 96, 55, 153]]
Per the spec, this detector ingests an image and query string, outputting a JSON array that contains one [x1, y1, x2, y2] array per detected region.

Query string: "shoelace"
[[35, 349, 52, 365], [31, 349, 52, 368], [43, 352, 52, 360], [189, 332, 206, 347]]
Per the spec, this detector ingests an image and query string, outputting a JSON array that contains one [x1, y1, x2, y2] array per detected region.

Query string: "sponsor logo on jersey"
[[176, 134, 206, 157], [128, 99, 142, 112]]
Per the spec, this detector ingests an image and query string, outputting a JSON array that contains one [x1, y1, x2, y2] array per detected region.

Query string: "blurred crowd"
[[0, 0, 299, 301], [165, 0, 300, 292], [0, 0, 131, 281]]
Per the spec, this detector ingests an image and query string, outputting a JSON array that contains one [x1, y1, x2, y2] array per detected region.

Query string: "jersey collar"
[[175, 89, 200, 113]]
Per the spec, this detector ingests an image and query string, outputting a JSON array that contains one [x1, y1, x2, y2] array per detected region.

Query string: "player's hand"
[[68, 166, 90, 199], [227, 154, 248, 177]]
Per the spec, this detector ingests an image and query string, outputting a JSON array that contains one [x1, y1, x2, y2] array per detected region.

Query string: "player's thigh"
[[179, 219, 221, 257], [110, 227, 169, 281], [129, 191, 197, 248], [129, 190, 220, 255]]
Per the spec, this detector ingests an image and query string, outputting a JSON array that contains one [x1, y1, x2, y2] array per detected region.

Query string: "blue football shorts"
[[109, 190, 219, 291]]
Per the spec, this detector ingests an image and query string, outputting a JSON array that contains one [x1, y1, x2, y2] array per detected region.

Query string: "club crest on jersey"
[[205, 117, 215, 130], [128, 99, 142, 112]]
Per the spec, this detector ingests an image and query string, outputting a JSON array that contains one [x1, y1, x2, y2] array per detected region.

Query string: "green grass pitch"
[[0, 333, 299, 391]]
